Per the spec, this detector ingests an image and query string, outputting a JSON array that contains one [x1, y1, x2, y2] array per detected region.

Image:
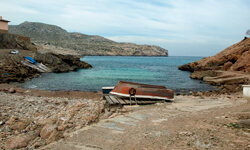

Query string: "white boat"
[[102, 87, 114, 94]]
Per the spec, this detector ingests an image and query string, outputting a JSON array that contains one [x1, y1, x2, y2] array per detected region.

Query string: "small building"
[[0, 16, 10, 33]]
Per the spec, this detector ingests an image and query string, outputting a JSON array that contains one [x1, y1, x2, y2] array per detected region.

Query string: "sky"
[[0, 0, 249, 56]]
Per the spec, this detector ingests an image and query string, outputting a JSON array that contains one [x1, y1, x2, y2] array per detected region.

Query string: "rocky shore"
[[0, 88, 103, 149], [0, 84, 133, 149], [178, 37, 250, 94], [0, 33, 92, 84], [0, 85, 249, 149]]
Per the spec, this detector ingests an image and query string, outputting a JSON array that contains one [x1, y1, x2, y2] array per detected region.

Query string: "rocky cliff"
[[179, 38, 250, 72], [178, 38, 250, 94], [9, 22, 168, 56]]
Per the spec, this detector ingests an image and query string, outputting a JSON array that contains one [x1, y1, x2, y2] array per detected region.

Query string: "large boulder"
[[5, 131, 40, 149]]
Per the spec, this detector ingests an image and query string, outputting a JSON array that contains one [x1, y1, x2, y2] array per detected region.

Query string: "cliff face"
[[9, 22, 168, 56], [179, 38, 250, 73], [0, 33, 37, 51]]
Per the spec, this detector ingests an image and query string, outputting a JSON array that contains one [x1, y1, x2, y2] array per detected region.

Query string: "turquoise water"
[[22, 56, 216, 92]]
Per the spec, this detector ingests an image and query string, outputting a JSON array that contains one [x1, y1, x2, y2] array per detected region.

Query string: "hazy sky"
[[0, 0, 249, 56]]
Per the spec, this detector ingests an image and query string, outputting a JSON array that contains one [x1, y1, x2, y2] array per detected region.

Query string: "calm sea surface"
[[22, 56, 216, 92]]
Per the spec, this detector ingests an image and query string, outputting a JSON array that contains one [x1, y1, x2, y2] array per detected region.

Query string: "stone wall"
[[9, 33, 30, 43], [0, 33, 35, 51]]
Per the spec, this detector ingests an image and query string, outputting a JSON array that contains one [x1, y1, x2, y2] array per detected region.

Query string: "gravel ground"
[[0, 86, 249, 149], [0, 91, 106, 149]]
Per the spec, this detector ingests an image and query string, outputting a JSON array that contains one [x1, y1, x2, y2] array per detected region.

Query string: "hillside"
[[9, 22, 168, 56]]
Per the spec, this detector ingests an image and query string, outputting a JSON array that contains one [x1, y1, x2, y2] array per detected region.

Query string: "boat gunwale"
[[110, 91, 174, 101], [117, 81, 167, 89]]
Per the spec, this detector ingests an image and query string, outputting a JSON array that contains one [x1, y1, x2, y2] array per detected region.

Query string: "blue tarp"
[[25, 56, 37, 64]]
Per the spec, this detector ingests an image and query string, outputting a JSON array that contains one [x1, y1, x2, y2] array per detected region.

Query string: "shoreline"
[[1, 84, 249, 149], [0, 83, 102, 100]]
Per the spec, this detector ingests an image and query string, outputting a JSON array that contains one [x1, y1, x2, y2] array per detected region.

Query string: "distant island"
[[9, 22, 168, 56]]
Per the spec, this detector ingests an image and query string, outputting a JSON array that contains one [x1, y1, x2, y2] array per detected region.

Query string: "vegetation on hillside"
[[9, 22, 168, 56]]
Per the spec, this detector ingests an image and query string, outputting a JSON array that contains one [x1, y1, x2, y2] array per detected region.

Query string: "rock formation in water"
[[179, 38, 250, 72], [9, 22, 168, 56], [178, 38, 250, 94], [34, 52, 92, 73]]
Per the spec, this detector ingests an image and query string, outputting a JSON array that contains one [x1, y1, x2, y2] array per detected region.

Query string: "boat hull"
[[102, 87, 114, 94], [110, 81, 174, 101]]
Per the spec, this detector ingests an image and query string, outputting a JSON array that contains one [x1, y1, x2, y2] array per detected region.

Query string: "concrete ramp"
[[21, 60, 51, 73]]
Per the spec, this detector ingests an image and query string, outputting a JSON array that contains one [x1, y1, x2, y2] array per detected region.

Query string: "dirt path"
[[43, 95, 250, 150]]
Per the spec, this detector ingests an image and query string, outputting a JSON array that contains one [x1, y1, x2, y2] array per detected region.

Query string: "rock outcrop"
[[0, 56, 40, 83], [178, 38, 250, 94], [0, 52, 92, 83], [0, 33, 37, 51], [179, 38, 250, 72], [34, 52, 92, 73]]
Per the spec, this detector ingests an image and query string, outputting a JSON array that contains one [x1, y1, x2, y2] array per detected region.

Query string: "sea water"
[[22, 56, 216, 92]]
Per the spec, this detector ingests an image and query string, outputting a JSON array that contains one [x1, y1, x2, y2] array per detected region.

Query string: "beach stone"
[[46, 130, 64, 144], [37, 117, 57, 125], [0, 120, 4, 125], [203, 91, 212, 97], [9, 121, 30, 131], [212, 90, 221, 95], [0, 132, 6, 138], [196, 91, 203, 96], [110, 108, 117, 113], [179, 131, 193, 136], [40, 124, 57, 139], [57, 125, 67, 131], [6, 116, 30, 131], [5, 116, 18, 125], [238, 119, 250, 128], [5, 136, 30, 149], [102, 111, 112, 119], [69, 104, 84, 116], [189, 91, 196, 96], [33, 142, 42, 148], [8, 88, 16, 93], [5, 130, 40, 149], [109, 113, 119, 119]]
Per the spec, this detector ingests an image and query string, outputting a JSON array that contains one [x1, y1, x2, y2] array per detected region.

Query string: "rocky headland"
[[178, 37, 250, 94], [9, 22, 168, 56], [0, 33, 92, 83]]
